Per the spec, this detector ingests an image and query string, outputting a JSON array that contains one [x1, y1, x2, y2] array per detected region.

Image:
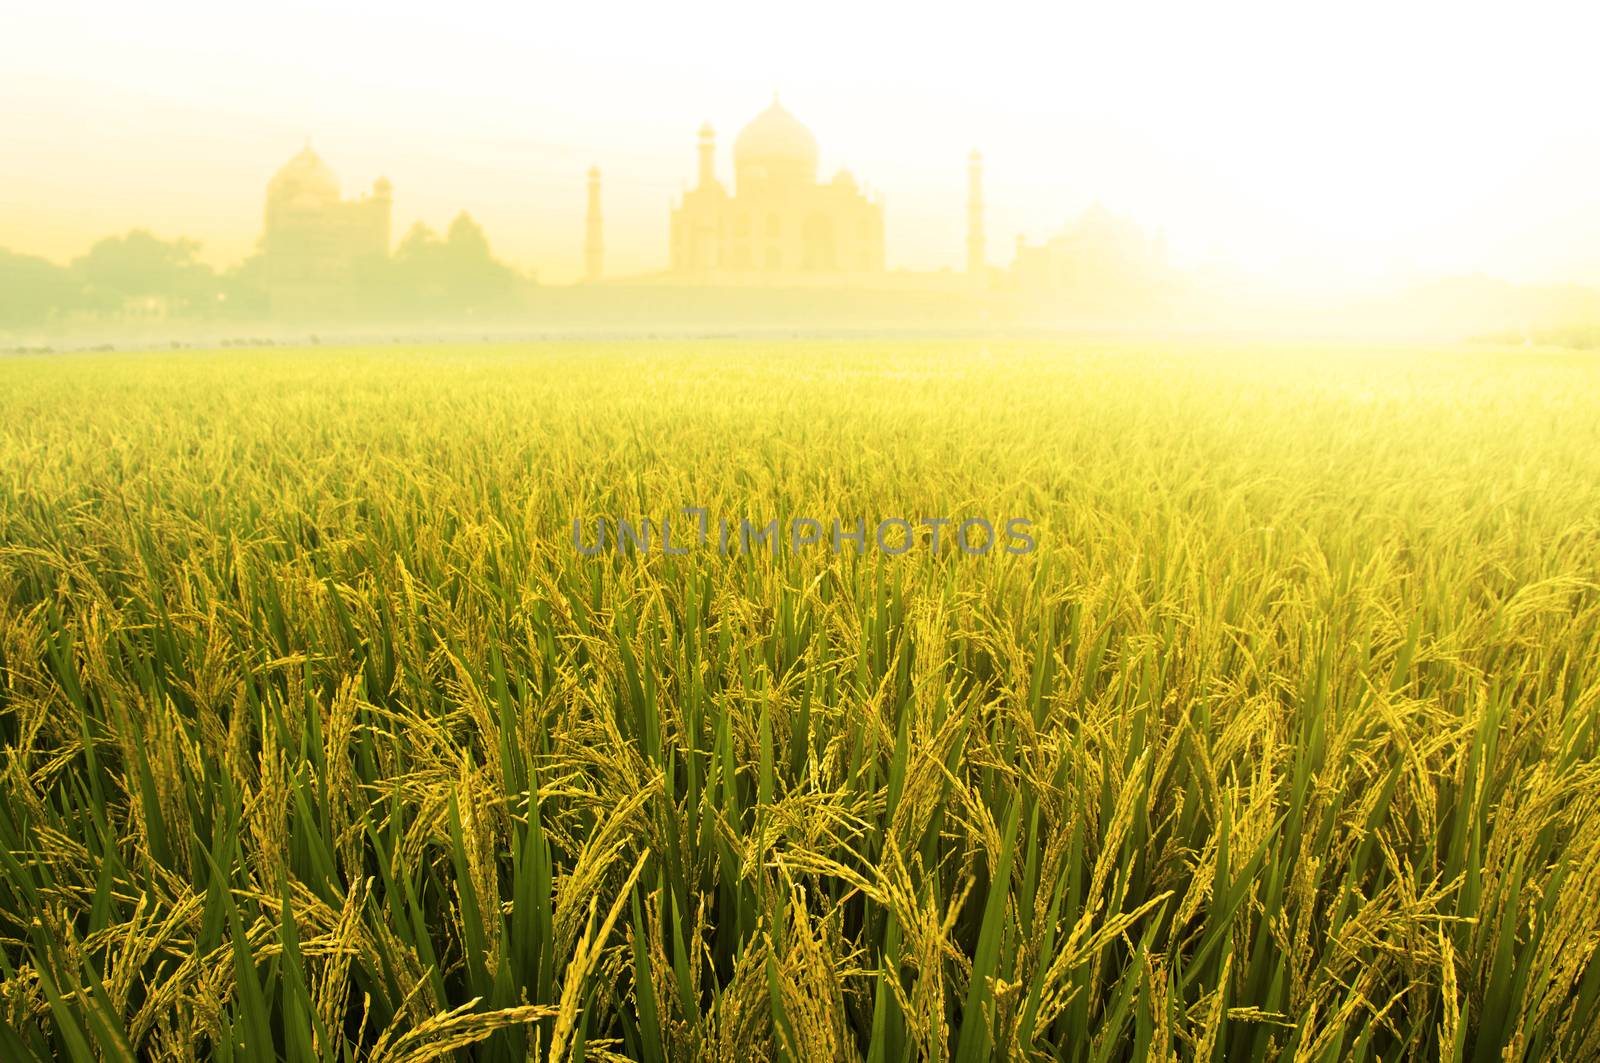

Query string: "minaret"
[[584, 166, 603, 282], [966, 149, 986, 281], [697, 123, 717, 189]]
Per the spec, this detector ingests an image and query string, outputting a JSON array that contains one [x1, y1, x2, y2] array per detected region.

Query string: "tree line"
[[0, 212, 525, 328]]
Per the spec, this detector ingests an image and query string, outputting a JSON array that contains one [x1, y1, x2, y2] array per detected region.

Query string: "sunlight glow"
[[4, 0, 1598, 287]]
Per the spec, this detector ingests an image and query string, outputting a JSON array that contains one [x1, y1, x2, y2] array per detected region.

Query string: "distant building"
[[258, 145, 391, 313], [1010, 205, 1169, 304], [669, 99, 884, 284]]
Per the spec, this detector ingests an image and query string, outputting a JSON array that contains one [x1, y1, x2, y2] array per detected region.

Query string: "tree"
[[390, 213, 519, 315], [441, 212, 517, 310], [71, 230, 220, 312], [0, 249, 83, 327]]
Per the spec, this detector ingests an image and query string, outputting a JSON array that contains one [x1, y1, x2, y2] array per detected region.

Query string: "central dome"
[[733, 99, 819, 176], [268, 146, 341, 206]]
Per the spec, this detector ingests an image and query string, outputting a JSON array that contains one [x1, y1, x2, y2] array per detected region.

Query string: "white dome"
[[733, 100, 819, 175], [268, 146, 340, 206]]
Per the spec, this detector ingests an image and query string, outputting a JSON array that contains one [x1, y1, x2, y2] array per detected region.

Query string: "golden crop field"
[[1, 339, 1597, 1062]]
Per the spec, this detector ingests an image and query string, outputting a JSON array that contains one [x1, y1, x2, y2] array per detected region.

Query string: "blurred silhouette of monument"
[[257, 145, 391, 314], [668, 98, 885, 285], [225, 117, 1178, 325], [1009, 204, 1170, 310]]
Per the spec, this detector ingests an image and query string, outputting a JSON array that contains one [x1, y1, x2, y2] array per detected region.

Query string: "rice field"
[[0, 338, 1597, 1062]]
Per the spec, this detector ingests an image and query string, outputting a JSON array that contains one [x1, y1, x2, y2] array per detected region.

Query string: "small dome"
[[268, 146, 340, 206], [831, 169, 858, 191], [734, 99, 818, 174]]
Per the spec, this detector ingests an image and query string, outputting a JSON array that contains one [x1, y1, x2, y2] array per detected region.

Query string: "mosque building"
[[666, 98, 885, 284], [1009, 204, 1169, 303], [257, 145, 392, 312], [243, 114, 1162, 318]]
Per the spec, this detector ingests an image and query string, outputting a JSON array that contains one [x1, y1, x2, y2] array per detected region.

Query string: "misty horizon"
[[6, 0, 1600, 291]]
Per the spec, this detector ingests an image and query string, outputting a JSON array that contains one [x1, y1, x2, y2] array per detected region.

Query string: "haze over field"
[[5, 0, 1600, 289]]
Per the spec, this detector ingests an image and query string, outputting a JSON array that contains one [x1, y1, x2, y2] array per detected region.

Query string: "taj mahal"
[[252, 98, 1166, 306], [256, 146, 392, 313], [664, 98, 885, 283]]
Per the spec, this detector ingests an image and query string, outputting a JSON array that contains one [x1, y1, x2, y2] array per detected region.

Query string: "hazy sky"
[[4, 1, 1599, 286]]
